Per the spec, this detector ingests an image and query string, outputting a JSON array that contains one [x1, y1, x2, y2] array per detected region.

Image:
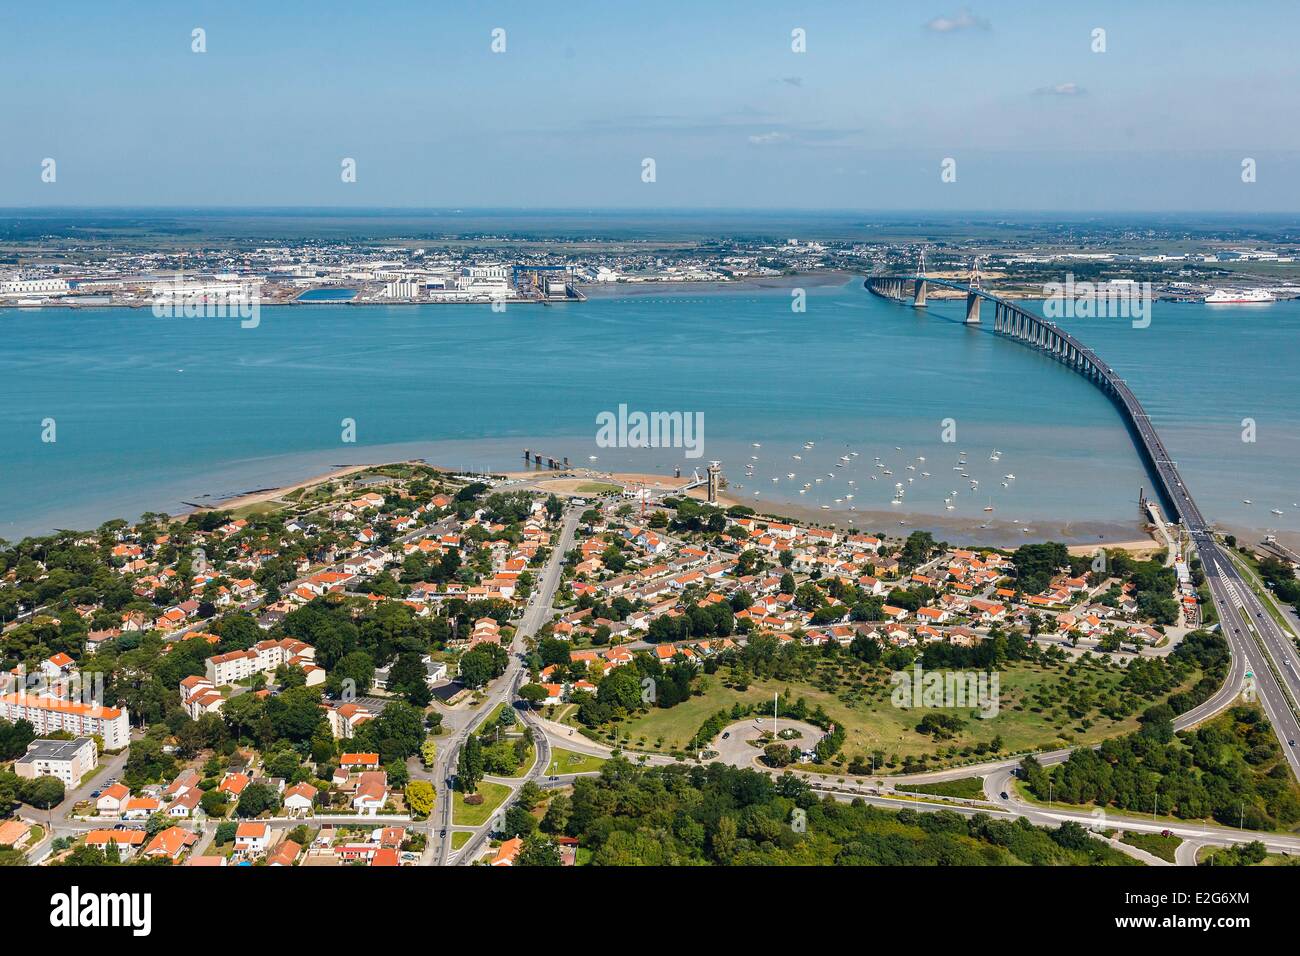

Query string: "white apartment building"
[[14, 736, 99, 786], [205, 638, 317, 686], [0, 693, 130, 750]]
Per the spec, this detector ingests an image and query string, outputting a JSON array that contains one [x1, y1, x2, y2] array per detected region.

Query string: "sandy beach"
[[176, 463, 390, 517]]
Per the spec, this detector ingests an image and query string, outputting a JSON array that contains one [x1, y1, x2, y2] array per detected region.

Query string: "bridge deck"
[[865, 275, 1201, 531]]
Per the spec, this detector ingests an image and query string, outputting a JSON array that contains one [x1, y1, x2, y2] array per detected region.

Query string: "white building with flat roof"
[[14, 736, 98, 786]]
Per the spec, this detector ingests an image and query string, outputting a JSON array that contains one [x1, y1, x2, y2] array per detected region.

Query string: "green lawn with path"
[[580, 658, 1197, 769], [451, 831, 472, 850]]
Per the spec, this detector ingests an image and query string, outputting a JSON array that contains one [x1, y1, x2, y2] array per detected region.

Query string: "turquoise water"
[[296, 288, 357, 301], [0, 280, 1295, 543]]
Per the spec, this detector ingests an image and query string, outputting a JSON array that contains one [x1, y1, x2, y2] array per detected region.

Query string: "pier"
[[521, 448, 570, 470]]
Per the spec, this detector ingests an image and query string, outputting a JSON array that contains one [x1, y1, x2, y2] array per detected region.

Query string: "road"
[[1194, 533, 1300, 779], [427, 506, 580, 866]]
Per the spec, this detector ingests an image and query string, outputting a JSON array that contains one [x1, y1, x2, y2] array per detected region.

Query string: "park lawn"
[[600, 659, 1194, 765], [587, 680, 769, 752], [451, 831, 472, 850], [547, 748, 607, 775], [452, 781, 511, 828], [895, 777, 986, 799], [228, 500, 286, 520], [574, 482, 622, 495], [1121, 831, 1182, 863]]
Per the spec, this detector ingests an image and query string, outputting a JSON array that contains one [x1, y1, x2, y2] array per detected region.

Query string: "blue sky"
[[2, 1, 1297, 210]]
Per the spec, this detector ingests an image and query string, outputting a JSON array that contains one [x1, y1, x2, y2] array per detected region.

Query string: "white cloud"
[[925, 8, 990, 32], [747, 131, 791, 145], [1034, 82, 1086, 96]]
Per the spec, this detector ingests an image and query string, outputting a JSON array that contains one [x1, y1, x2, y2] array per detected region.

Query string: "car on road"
[[999, 792, 1008, 800], [90, 790, 101, 798], [1160, 829, 1172, 838], [1290, 740, 1295, 748], [721, 732, 730, 739]]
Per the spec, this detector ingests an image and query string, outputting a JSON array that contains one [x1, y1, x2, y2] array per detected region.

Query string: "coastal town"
[[2, 455, 1271, 870], [3, 219, 1300, 309]]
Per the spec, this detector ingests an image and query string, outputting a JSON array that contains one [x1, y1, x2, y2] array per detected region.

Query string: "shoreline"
[[0, 271, 856, 312], [40, 451, 1291, 555], [173, 463, 391, 518], [511, 466, 1165, 551]]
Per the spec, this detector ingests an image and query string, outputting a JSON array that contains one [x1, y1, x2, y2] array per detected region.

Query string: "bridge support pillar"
[[965, 292, 981, 324], [912, 279, 927, 307]]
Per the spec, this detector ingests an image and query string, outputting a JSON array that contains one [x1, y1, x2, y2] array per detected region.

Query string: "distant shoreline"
[[0, 271, 856, 312]]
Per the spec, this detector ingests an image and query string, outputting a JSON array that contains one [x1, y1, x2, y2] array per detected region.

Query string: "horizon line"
[[3, 205, 1299, 218]]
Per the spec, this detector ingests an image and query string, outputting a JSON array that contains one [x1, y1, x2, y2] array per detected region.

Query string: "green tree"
[[235, 782, 281, 818], [458, 736, 484, 794], [516, 834, 562, 866]]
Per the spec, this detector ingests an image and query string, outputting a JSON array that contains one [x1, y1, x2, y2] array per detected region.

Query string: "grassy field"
[[574, 482, 623, 495], [228, 500, 286, 519], [546, 748, 607, 776], [1121, 831, 1182, 863], [451, 831, 472, 850], [895, 777, 986, 799], [584, 656, 1192, 769], [452, 781, 511, 828]]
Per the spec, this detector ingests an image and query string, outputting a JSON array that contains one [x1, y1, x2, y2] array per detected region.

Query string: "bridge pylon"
[[964, 258, 982, 324], [912, 247, 928, 307]]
